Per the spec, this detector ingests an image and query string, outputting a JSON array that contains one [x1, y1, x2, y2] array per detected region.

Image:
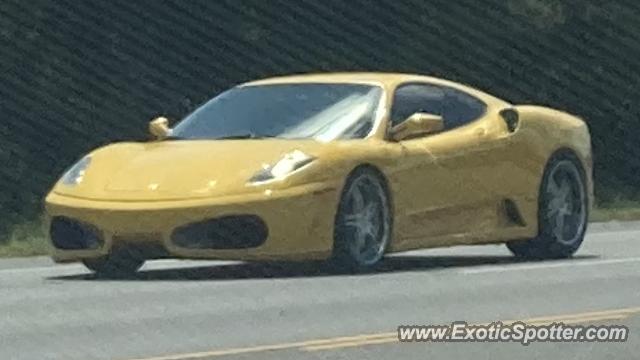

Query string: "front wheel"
[[332, 168, 392, 270], [82, 250, 145, 277], [507, 155, 588, 259]]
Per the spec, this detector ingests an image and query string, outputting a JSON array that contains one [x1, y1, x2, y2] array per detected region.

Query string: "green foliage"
[[591, 203, 640, 223], [1, 0, 639, 239], [0, 218, 49, 256]]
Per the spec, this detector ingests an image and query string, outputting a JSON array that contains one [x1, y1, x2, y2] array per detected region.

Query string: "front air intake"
[[50, 217, 103, 250], [171, 215, 268, 250]]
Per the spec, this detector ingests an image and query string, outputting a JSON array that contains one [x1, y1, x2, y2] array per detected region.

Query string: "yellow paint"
[[123, 306, 639, 359], [513, 306, 640, 324], [45, 72, 593, 262], [125, 332, 397, 360], [304, 337, 397, 351], [305, 308, 640, 352], [303, 307, 640, 351]]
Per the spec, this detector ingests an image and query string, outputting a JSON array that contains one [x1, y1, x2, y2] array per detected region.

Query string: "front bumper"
[[45, 182, 340, 263]]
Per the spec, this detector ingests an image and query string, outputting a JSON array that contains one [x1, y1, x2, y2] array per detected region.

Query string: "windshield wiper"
[[214, 133, 278, 140]]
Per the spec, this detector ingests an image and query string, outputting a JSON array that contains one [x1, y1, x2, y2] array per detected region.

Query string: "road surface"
[[1, 221, 639, 360]]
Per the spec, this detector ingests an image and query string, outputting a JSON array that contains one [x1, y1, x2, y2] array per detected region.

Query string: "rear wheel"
[[82, 250, 145, 277], [332, 168, 392, 270], [507, 154, 588, 259]]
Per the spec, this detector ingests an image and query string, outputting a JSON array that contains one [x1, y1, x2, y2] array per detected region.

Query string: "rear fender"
[[503, 105, 593, 233]]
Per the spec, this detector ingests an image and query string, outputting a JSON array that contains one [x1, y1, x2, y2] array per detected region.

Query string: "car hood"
[[53, 139, 335, 201]]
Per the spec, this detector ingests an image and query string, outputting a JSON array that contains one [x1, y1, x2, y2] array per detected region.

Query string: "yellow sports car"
[[45, 73, 593, 275]]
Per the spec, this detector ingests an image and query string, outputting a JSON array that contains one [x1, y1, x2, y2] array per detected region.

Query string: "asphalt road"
[[1, 222, 639, 360]]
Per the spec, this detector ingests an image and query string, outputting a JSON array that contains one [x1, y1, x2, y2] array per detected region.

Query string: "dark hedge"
[[1, 0, 639, 238]]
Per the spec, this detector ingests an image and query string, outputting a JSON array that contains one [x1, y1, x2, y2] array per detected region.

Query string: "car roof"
[[243, 72, 450, 87], [241, 72, 507, 106]]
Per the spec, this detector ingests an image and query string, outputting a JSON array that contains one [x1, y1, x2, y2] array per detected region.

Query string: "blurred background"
[[1, 0, 639, 247]]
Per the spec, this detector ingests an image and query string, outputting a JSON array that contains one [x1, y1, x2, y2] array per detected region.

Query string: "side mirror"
[[149, 116, 171, 140], [390, 112, 444, 141]]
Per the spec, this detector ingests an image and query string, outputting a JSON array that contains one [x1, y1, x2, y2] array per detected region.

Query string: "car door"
[[389, 83, 512, 246]]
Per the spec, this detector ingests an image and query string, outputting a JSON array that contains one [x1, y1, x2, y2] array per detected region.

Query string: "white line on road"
[[588, 229, 640, 238], [0, 259, 233, 275], [0, 227, 637, 275], [0, 264, 84, 274], [462, 256, 640, 274]]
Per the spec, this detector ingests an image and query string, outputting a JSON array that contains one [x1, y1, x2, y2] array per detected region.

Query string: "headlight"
[[249, 150, 315, 184], [60, 156, 91, 186]]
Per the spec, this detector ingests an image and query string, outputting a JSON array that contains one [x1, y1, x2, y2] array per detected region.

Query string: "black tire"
[[507, 153, 588, 259], [331, 167, 392, 270], [82, 250, 145, 277]]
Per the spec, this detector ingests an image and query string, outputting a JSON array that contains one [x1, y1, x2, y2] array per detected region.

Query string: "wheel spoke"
[[565, 201, 574, 215], [344, 213, 361, 227], [557, 180, 571, 201], [364, 223, 378, 238], [353, 229, 367, 254], [547, 174, 561, 197], [546, 205, 561, 219], [340, 173, 390, 266], [363, 201, 375, 217], [553, 213, 566, 240], [351, 185, 366, 213]]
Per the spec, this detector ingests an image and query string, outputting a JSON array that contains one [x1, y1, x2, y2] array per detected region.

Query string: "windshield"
[[171, 83, 383, 141]]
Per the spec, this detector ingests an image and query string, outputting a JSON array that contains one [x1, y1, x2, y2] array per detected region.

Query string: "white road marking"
[[0, 259, 235, 276], [0, 226, 637, 276], [4, 256, 640, 278], [588, 229, 640, 237], [0, 265, 84, 275], [462, 256, 640, 274]]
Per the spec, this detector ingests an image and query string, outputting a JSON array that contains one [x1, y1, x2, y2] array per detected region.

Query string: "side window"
[[391, 84, 445, 126], [391, 83, 486, 130], [441, 88, 486, 129]]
